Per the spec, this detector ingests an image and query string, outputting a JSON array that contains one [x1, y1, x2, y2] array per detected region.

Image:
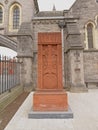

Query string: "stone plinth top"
[[38, 32, 62, 44]]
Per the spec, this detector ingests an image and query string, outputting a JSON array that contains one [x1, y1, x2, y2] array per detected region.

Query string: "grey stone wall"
[[65, 20, 87, 92], [19, 57, 33, 87], [67, 0, 98, 89], [83, 50, 98, 88], [84, 51, 98, 81], [68, 0, 98, 47], [17, 22, 34, 89], [64, 52, 71, 89], [32, 52, 37, 89], [69, 0, 98, 21]]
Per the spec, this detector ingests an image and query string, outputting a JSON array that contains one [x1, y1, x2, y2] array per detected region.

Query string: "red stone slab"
[[33, 91, 68, 111], [33, 32, 68, 111]]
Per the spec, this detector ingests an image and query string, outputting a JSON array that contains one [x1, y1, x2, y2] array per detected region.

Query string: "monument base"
[[28, 106, 73, 119], [33, 91, 68, 111]]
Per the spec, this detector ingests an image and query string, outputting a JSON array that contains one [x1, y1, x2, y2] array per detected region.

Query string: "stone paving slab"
[[4, 89, 98, 130]]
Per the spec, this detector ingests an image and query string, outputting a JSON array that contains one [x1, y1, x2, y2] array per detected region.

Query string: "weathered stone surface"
[[17, 22, 34, 88], [66, 50, 87, 92], [84, 50, 98, 87]]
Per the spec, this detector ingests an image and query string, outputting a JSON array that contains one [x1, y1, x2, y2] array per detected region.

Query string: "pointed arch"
[[9, 3, 22, 31], [87, 23, 94, 48], [85, 22, 95, 49]]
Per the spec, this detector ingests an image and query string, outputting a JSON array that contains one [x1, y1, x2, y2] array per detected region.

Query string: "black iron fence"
[[0, 55, 20, 94]]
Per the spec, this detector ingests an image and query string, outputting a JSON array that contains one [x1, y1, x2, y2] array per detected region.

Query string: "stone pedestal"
[[33, 32, 69, 112], [33, 91, 68, 111]]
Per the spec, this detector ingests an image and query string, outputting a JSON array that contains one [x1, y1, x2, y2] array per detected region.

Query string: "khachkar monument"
[[29, 32, 73, 118]]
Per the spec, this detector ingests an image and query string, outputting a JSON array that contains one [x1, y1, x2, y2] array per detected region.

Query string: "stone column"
[[58, 22, 66, 88], [17, 22, 34, 91], [66, 21, 87, 92]]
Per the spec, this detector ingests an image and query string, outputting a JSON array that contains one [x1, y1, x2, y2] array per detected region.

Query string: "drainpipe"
[[58, 22, 66, 88]]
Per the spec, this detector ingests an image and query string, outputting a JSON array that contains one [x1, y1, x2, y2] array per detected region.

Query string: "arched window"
[[13, 6, 20, 29], [9, 3, 21, 31], [87, 23, 94, 49], [0, 5, 3, 24]]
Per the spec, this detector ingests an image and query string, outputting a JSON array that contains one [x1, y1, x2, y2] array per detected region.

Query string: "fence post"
[[0, 55, 20, 94], [0, 55, 1, 94]]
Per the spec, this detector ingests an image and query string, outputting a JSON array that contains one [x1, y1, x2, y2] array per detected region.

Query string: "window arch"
[[13, 5, 20, 29], [9, 3, 21, 31], [0, 4, 3, 24], [87, 23, 94, 49]]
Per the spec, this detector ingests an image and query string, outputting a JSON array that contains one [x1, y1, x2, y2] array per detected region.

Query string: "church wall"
[[69, 0, 98, 49], [83, 51, 98, 88], [0, 0, 36, 35], [1, 0, 98, 91], [64, 52, 71, 89], [17, 22, 34, 90], [20, 58, 33, 87], [68, 0, 98, 89]]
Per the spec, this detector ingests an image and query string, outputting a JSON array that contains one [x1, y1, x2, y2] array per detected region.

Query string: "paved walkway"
[[4, 89, 98, 130], [0, 92, 29, 130]]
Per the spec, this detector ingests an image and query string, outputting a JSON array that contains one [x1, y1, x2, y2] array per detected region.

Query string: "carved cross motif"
[[42, 45, 57, 89], [38, 32, 63, 90], [74, 50, 80, 62]]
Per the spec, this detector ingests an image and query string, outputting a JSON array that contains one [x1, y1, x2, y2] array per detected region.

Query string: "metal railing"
[[0, 55, 20, 94]]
